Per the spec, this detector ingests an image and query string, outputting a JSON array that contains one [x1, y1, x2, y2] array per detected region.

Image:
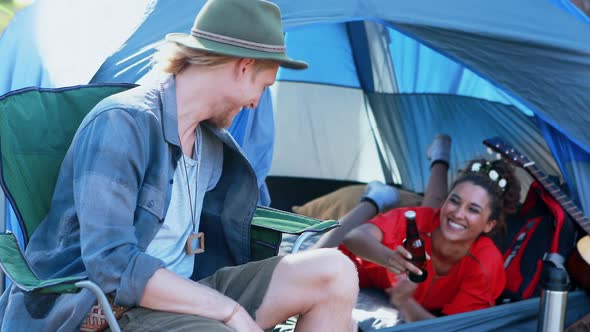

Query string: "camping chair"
[[0, 84, 338, 331]]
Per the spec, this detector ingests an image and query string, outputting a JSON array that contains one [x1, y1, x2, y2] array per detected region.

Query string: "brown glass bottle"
[[404, 210, 427, 283]]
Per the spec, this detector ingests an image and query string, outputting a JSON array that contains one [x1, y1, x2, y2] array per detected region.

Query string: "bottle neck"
[[406, 219, 419, 238]]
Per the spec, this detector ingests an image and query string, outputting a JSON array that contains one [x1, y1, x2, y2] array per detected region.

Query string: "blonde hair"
[[153, 42, 279, 75]]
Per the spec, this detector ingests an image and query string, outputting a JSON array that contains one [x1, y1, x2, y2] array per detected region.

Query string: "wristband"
[[222, 303, 241, 324], [361, 197, 380, 213]]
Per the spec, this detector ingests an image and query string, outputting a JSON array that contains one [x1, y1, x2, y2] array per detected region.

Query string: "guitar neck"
[[525, 164, 590, 234], [483, 137, 590, 235]]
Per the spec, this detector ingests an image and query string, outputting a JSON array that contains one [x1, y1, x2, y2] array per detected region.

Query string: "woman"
[[316, 135, 521, 321]]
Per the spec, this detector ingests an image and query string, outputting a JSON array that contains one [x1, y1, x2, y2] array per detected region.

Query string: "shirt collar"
[[159, 75, 180, 147]]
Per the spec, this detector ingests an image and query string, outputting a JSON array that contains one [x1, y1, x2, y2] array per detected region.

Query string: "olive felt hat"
[[166, 0, 307, 70]]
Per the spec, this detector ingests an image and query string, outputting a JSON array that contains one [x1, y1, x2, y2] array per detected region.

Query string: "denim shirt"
[[0, 76, 259, 331]]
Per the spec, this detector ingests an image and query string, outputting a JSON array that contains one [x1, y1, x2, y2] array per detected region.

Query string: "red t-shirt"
[[339, 206, 506, 315]]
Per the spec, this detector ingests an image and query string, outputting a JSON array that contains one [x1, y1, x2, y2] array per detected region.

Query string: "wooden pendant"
[[185, 232, 205, 255]]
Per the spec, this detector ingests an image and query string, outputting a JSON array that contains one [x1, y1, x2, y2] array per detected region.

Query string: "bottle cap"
[[404, 210, 416, 220]]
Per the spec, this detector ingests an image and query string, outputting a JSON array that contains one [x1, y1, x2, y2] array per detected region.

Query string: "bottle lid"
[[543, 267, 569, 291], [404, 210, 417, 220]]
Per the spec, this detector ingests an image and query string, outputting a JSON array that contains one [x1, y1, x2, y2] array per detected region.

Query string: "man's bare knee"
[[307, 249, 359, 303], [327, 249, 359, 297], [291, 249, 358, 331], [256, 249, 357, 324]]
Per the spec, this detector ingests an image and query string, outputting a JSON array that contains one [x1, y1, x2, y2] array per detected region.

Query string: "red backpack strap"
[[530, 181, 566, 253], [500, 180, 575, 301]]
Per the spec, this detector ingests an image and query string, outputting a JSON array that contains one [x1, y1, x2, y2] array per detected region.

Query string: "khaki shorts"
[[111, 256, 283, 332]]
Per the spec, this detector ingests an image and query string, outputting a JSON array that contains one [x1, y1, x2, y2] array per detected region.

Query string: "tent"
[[2, 0, 590, 202], [1, 0, 590, 330]]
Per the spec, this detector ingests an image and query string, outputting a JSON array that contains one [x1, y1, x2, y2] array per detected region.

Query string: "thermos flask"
[[537, 265, 569, 332]]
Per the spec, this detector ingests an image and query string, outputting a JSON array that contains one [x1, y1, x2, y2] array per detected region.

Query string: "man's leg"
[[421, 134, 451, 208], [255, 248, 359, 331], [114, 257, 285, 332], [114, 307, 233, 332]]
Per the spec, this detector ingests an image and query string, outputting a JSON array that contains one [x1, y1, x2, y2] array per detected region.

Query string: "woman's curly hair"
[[450, 158, 521, 234]]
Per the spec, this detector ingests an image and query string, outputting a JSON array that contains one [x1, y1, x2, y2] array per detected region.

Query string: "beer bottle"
[[404, 210, 427, 283]]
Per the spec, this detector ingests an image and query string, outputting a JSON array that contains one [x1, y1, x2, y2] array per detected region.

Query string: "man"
[[0, 0, 359, 331]]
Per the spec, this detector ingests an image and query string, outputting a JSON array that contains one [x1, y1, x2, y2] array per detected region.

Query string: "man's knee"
[[312, 248, 356, 273], [292, 248, 358, 301], [319, 249, 359, 298]]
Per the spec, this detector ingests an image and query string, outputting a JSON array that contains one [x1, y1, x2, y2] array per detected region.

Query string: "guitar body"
[[566, 236, 590, 290]]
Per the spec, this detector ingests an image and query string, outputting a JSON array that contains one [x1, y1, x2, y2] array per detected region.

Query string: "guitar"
[[483, 137, 590, 289]]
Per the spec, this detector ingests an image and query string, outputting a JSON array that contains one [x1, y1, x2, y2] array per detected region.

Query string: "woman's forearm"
[[342, 225, 392, 267], [314, 201, 378, 248]]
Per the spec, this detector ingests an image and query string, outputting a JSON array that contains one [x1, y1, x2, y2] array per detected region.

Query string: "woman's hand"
[[384, 245, 424, 276], [385, 275, 434, 322], [385, 275, 417, 308]]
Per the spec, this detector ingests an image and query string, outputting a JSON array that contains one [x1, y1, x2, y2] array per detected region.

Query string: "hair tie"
[[470, 162, 507, 190]]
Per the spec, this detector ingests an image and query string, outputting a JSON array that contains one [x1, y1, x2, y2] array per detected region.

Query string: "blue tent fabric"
[[89, 0, 205, 84], [227, 88, 274, 206], [0, 0, 273, 256], [276, 23, 361, 88], [0, 0, 151, 93], [540, 121, 590, 213], [0, 6, 52, 93], [1, 0, 588, 234], [390, 20, 590, 151], [384, 290, 590, 331], [2, 0, 590, 331], [549, 0, 590, 22], [368, 93, 556, 192], [3, 0, 589, 185], [0, 0, 272, 205], [89, 0, 590, 175]]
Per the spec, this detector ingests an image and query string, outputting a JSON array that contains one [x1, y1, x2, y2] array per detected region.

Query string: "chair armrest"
[[0, 232, 122, 331], [251, 206, 340, 256], [0, 232, 84, 293], [252, 206, 339, 235]]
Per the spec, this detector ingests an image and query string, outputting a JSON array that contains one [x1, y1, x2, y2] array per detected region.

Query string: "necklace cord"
[[178, 126, 201, 233]]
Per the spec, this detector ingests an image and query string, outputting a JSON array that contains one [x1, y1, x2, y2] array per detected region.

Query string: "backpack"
[[498, 181, 577, 302]]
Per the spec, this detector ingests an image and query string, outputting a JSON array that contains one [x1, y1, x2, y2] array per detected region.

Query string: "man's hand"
[[225, 305, 263, 332], [141, 269, 264, 330], [385, 275, 417, 308]]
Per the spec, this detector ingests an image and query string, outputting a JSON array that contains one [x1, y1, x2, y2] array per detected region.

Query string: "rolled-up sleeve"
[[72, 108, 164, 306]]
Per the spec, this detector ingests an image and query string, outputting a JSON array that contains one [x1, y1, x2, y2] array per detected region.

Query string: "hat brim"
[[166, 33, 308, 70]]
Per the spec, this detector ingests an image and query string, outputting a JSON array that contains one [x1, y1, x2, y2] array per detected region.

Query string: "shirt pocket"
[[137, 183, 165, 219], [135, 183, 166, 249]]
